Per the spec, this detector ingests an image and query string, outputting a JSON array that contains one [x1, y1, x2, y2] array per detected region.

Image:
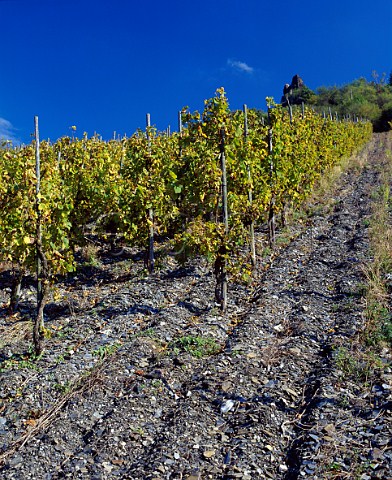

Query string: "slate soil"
[[0, 133, 391, 480]]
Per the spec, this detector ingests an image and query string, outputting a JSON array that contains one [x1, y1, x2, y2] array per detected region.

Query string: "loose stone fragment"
[[220, 399, 235, 413], [203, 449, 216, 459]]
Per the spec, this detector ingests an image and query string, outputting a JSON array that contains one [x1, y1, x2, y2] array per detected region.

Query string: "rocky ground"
[[0, 133, 391, 480]]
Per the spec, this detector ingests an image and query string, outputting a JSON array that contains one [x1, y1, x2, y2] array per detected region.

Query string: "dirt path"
[[0, 133, 391, 479]]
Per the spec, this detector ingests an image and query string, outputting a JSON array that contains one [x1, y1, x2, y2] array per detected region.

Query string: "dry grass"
[[361, 137, 392, 348], [310, 141, 371, 204], [0, 314, 32, 349], [80, 242, 101, 267]]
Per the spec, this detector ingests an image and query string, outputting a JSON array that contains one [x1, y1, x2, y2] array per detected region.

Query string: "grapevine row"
[[0, 89, 372, 352]]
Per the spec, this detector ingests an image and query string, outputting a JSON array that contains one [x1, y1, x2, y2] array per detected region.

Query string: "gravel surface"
[[0, 133, 391, 480]]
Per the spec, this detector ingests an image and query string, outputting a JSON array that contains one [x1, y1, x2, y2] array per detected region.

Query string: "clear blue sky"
[[1, 0, 391, 144]]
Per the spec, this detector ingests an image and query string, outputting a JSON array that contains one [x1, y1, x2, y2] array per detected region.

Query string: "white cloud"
[[0, 117, 19, 144], [227, 59, 254, 74]]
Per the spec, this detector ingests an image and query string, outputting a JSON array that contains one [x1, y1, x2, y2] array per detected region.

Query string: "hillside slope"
[[0, 133, 391, 480]]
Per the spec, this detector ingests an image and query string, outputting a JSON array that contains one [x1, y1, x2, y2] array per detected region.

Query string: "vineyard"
[[1, 89, 391, 479], [0, 89, 372, 354]]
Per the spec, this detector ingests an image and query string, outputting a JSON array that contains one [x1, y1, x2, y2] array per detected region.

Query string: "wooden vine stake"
[[282, 103, 293, 228], [178, 110, 183, 157], [33, 116, 48, 355], [288, 100, 293, 124], [267, 111, 275, 248], [214, 127, 228, 312], [178, 110, 183, 133], [146, 113, 155, 273], [243, 105, 256, 267]]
